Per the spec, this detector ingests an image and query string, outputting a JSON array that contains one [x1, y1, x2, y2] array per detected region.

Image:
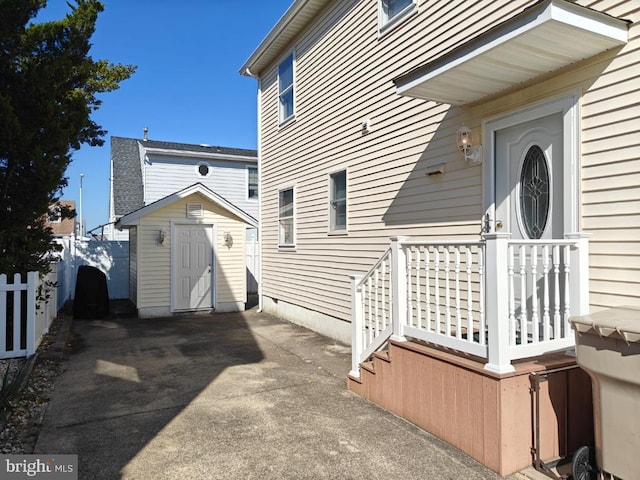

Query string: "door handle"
[[496, 220, 503, 231]]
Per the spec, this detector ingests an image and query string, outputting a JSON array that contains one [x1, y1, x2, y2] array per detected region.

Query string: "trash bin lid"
[[570, 306, 640, 344]]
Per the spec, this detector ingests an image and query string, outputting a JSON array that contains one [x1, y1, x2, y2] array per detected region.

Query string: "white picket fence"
[[0, 269, 58, 359]]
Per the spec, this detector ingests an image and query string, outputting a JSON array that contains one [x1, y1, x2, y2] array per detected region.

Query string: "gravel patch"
[[0, 316, 67, 454]]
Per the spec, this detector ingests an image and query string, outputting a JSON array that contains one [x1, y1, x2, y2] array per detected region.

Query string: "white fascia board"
[[142, 147, 257, 163]]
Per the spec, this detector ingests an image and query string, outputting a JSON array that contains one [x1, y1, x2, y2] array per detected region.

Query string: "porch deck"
[[348, 234, 591, 475]]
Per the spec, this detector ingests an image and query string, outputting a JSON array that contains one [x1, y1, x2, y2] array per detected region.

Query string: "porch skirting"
[[347, 340, 593, 476]]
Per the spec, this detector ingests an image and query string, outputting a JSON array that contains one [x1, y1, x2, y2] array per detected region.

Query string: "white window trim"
[[278, 186, 296, 248], [378, 0, 417, 37], [247, 165, 258, 201], [278, 51, 296, 126], [328, 169, 347, 235]]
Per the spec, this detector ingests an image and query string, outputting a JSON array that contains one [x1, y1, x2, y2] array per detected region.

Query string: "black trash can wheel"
[[572, 445, 596, 480]]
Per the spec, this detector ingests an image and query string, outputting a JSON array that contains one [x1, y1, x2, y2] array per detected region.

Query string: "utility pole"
[[79, 173, 85, 238]]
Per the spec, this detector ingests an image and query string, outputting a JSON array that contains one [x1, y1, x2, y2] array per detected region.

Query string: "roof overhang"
[[143, 147, 257, 163], [116, 183, 258, 229], [240, 0, 332, 77], [394, 0, 629, 105]]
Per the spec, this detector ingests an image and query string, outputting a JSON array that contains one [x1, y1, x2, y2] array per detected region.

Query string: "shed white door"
[[173, 224, 213, 311], [495, 113, 563, 239]]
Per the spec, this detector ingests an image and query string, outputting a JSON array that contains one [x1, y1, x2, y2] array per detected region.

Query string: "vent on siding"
[[186, 202, 204, 219]]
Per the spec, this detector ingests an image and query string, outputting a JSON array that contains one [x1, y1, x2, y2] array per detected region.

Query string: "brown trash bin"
[[570, 306, 640, 480]]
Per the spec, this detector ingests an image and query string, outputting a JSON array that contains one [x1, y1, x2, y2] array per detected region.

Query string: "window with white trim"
[[379, 0, 416, 29], [278, 53, 294, 124], [278, 187, 294, 246], [329, 170, 347, 232], [248, 166, 258, 199]]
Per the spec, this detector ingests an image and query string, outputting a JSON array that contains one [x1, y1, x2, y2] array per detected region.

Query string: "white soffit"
[[394, 0, 629, 105]]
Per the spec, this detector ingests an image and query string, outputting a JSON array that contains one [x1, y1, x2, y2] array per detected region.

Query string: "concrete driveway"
[[35, 309, 521, 479]]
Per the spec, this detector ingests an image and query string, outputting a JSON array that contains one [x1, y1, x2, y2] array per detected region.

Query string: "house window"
[[49, 206, 62, 223], [379, 0, 416, 30], [278, 53, 294, 124], [197, 162, 211, 178], [278, 187, 294, 246], [248, 166, 258, 199], [329, 170, 347, 232]]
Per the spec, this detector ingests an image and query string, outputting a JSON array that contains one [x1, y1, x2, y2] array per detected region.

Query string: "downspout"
[[243, 66, 263, 312], [256, 76, 264, 313]]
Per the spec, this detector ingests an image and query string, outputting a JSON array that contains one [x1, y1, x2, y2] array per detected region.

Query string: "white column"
[[349, 274, 364, 378], [391, 236, 409, 342], [483, 233, 515, 374], [565, 232, 591, 317]]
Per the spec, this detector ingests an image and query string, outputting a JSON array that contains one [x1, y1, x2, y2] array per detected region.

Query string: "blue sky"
[[36, 0, 292, 232]]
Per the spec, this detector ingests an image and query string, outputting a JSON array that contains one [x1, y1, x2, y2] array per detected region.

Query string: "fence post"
[[26, 271, 37, 356], [390, 236, 409, 342], [565, 233, 590, 318], [349, 274, 364, 378], [483, 233, 515, 374]]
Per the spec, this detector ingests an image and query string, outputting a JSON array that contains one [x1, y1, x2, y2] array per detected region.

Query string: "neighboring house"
[[109, 135, 259, 317], [116, 183, 258, 318], [107, 135, 259, 242], [241, 0, 637, 476], [47, 200, 76, 238]]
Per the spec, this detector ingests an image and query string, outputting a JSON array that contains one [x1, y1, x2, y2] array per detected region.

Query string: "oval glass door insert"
[[519, 145, 550, 239]]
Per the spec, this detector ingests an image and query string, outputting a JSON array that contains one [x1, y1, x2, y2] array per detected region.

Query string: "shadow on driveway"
[[35, 309, 511, 480]]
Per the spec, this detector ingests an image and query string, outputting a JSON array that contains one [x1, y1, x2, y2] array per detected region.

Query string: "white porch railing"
[[0, 270, 59, 359], [350, 233, 590, 377]]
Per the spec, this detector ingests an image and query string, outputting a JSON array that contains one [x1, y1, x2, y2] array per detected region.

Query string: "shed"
[[116, 183, 258, 318]]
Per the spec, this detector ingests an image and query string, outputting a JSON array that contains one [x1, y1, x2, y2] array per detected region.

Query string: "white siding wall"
[[144, 155, 258, 220], [258, 0, 640, 327], [135, 193, 247, 311]]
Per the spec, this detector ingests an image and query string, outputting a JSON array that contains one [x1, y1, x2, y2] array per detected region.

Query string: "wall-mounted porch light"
[[158, 228, 167, 246], [456, 125, 482, 166], [223, 232, 233, 248]]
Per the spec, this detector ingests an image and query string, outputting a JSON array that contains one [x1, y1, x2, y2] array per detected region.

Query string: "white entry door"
[[495, 113, 563, 239], [173, 224, 213, 311], [494, 113, 565, 341]]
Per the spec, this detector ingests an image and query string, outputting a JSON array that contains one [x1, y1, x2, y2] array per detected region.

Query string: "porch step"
[[357, 350, 391, 376], [360, 360, 375, 374]]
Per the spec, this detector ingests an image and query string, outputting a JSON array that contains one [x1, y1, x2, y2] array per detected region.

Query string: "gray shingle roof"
[[141, 139, 257, 158], [111, 137, 145, 217], [110, 136, 258, 217]]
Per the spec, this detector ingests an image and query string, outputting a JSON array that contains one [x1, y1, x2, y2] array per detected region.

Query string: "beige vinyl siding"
[[580, 13, 640, 310], [129, 227, 138, 304], [260, 0, 499, 322], [258, 0, 640, 323], [135, 193, 247, 310]]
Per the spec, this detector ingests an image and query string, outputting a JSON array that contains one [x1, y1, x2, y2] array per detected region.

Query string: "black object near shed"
[[73, 265, 110, 319]]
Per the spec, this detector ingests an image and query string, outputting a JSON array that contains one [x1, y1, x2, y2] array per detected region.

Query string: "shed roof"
[[116, 183, 258, 229]]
